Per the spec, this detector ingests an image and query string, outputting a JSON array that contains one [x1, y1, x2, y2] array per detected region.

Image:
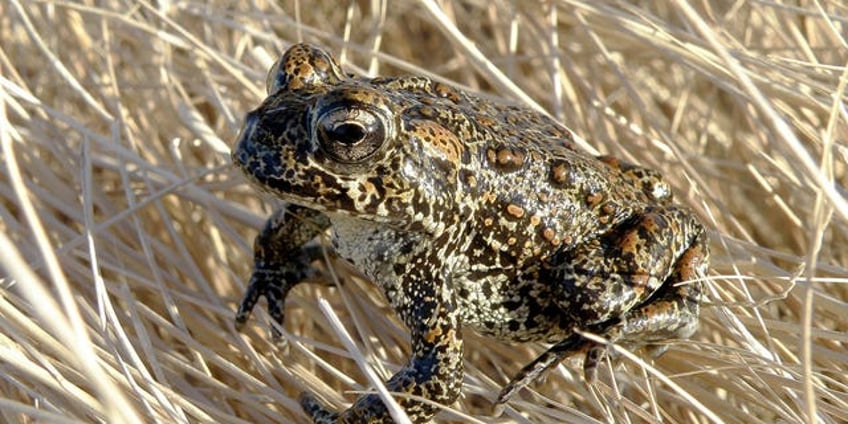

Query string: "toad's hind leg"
[[496, 208, 708, 406], [581, 234, 707, 379]]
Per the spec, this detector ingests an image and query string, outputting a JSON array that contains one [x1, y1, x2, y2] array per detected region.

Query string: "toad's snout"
[[231, 110, 260, 171]]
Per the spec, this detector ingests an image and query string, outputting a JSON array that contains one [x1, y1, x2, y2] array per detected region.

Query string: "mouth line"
[[235, 166, 397, 225]]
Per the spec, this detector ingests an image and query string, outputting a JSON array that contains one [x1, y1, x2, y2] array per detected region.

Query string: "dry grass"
[[2, 1, 847, 423]]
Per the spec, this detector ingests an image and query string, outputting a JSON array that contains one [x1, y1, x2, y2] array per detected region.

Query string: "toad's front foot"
[[234, 268, 295, 340], [234, 244, 323, 340], [234, 206, 331, 339]]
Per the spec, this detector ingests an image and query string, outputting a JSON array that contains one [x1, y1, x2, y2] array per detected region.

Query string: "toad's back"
[[371, 76, 662, 263]]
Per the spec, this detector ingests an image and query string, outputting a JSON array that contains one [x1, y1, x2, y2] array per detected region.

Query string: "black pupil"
[[315, 106, 386, 163], [330, 122, 366, 145]]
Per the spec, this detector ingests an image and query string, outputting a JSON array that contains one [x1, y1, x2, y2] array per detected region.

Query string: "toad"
[[231, 43, 708, 423]]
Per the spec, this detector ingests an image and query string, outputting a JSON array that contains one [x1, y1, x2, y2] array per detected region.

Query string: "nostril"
[[232, 111, 260, 166], [241, 111, 260, 134]]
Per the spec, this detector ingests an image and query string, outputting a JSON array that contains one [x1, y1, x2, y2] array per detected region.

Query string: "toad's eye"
[[315, 105, 388, 163]]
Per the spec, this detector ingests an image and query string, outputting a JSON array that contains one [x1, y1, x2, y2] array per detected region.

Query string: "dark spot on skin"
[[361, 179, 377, 195], [481, 282, 493, 298], [503, 300, 522, 311], [459, 169, 477, 188], [550, 160, 574, 186]]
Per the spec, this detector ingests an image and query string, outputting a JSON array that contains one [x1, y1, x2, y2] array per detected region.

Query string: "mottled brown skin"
[[232, 43, 709, 423]]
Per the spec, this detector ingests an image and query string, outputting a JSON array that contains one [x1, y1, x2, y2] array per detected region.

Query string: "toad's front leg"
[[235, 205, 330, 339], [301, 277, 464, 423]]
